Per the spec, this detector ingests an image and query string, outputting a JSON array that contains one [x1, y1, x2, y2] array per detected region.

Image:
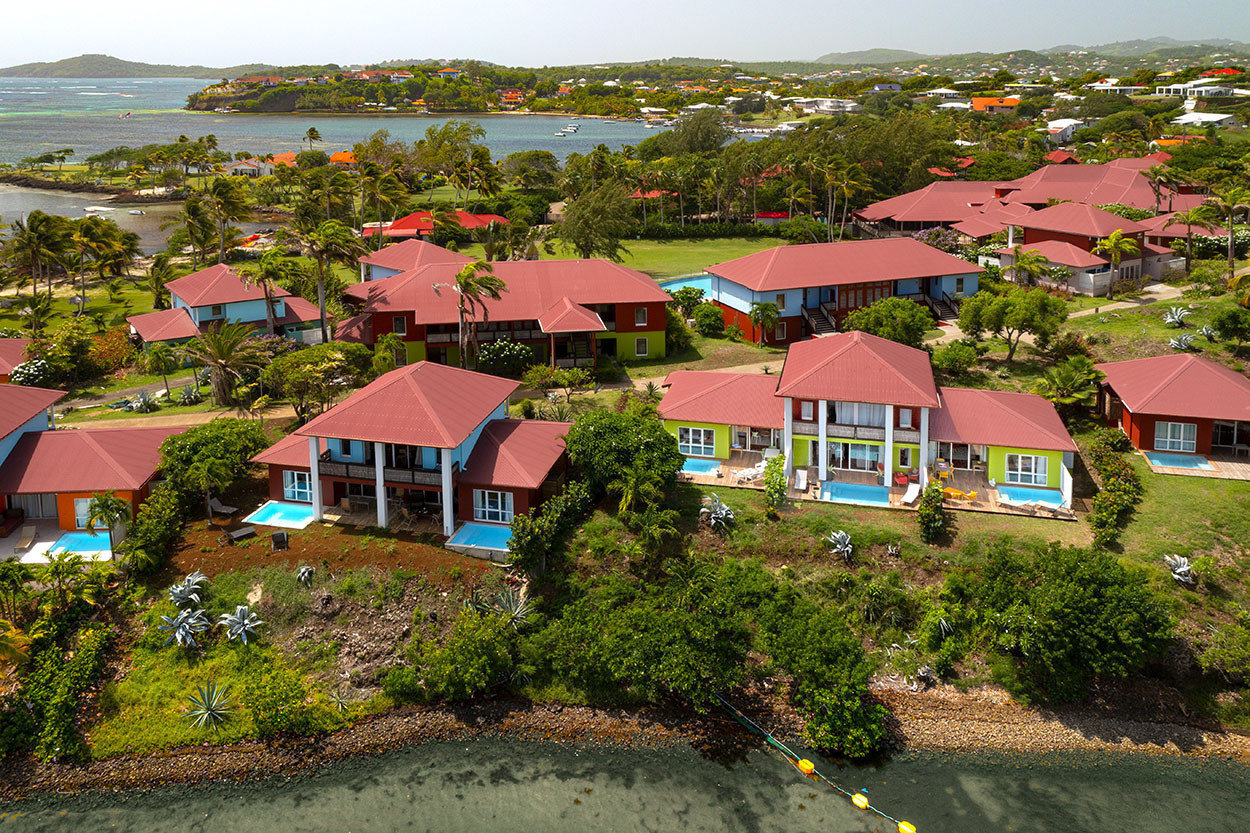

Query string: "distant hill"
[[0, 53, 329, 79], [1043, 37, 1250, 57], [814, 48, 928, 65]]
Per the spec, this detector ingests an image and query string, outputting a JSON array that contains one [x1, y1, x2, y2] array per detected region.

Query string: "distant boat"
[[83, 206, 112, 213], [553, 131, 566, 137], [128, 209, 146, 215]]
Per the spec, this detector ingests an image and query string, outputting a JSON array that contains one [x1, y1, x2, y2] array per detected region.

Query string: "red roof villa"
[[127, 264, 322, 347], [251, 362, 571, 559], [363, 210, 509, 241], [0, 338, 32, 384], [700, 238, 983, 344]]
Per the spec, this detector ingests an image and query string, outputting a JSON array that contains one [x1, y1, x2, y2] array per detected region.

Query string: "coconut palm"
[[607, 458, 665, 516], [834, 162, 872, 241], [1006, 246, 1051, 286], [1206, 186, 1250, 280], [181, 321, 262, 406], [2, 210, 70, 300], [145, 341, 178, 393], [84, 491, 130, 552], [0, 620, 31, 669], [304, 167, 354, 221], [438, 260, 506, 367], [1173, 205, 1219, 274], [161, 195, 213, 268], [204, 177, 253, 264], [241, 249, 294, 334], [143, 252, 178, 310], [18, 293, 53, 335], [303, 126, 322, 153], [185, 456, 236, 524], [67, 215, 110, 316], [1032, 356, 1104, 418], [749, 301, 780, 346], [298, 220, 367, 343], [1092, 229, 1141, 299]]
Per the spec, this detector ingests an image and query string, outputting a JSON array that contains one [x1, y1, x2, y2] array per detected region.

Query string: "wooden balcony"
[[791, 423, 919, 443], [319, 460, 455, 485]]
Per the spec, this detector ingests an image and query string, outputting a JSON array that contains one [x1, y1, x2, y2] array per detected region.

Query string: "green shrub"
[[692, 303, 726, 336], [763, 455, 787, 519], [18, 625, 110, 761], [1085, 428, 1141, 547], [242, 665, 317, 737], [665, 305, 694, 353], [916, 482, 950, 544], [931, 341, 979, 375], [476, 338, 534, 378], [564, 409, 684, 496], [118, 482, 189, 575], [842, 296, 935, 349], [381, 666, 426, 702], [507, 482, 591, 572], [667, 286, 705, 317], [420, 609, 515, 701], [725, 324, 745, 342]]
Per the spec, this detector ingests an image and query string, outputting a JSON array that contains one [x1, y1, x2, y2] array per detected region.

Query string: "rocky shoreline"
[[0, 172, 127, 196], [2, 682, 1247, 803]]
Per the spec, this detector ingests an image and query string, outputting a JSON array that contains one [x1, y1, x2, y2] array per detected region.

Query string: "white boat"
[[128, 209, 146, 215], [83, 206, 112, 213], [553, 131, 566, 137]]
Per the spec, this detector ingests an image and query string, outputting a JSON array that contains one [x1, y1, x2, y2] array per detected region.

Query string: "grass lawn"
[[59, 398, 223, 424], [1065, 293, 1250, 368], [458, 237, 785, 280], [621, 333, 787, 380]]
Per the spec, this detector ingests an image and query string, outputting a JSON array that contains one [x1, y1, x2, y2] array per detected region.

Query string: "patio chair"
[[901, 483, 922, 505], [270, 530, 289, 552], [339, 497, 353, 514], [218, 526, 257, 546], [14, 524, 36, 552], [794, 468, 808, 492], [209, 497, 239, 515]]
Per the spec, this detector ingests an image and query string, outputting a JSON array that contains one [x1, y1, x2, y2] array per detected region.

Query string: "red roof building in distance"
[[329, 150, 357, 167], [1095, 354, 1250, 459], [970, 97, 1020, 113], [341, 258, 672, 366], [854, 181, 1003, 233], [268, 151, 298, 167], [701, 238, 983, 343], [1043, 149, 1081, 165], [993, 157, 1203, 212], [358, 239, 473, 281], [1137, 212, 1228, 247], [253, 362, 571, 544], [364, 210, 509, 240], [1200, 68, 1241, 76], [0, 338, 32, 383]]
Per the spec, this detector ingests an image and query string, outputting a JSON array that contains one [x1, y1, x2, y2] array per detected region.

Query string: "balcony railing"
[[790, 422, 919, 443], [318, 460, 457, 485]]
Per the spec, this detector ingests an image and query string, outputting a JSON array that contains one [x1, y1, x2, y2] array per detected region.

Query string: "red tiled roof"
[[127, 308, 200, 342], [706, 239, 982, 293], [658, 371, 784, 429], [0, 338, 32, 375], [1015, 202, 1149, 238], [776, 331, 940, 408], [334, 313, 373, 343], [359, 240, 474, 273], [296, 361, 519, 449], [329, 151, 356, 164], [1137, 212, 1228, 240], [251, 432, 312, 468], [352, 260, 671, 325], [458, 419, 570, 489], [273, 296, 321, 327], [269, 151, 298, 167], [996, 240, 1109, 269], [971, 97, 1019, 111], [537, 297, 606, 334], [997, 159, 1202, 211], [0, 385, 63, 439], [0, 426, 184, 494], [950, 199, 1034, 239], [362, 210, 509, 238], [1095, 355, 1250, 421], [1043, 149, 1080, 164], [855, 181, 1003, 225], [167, 264, 291, 307], [930, 387, 1077, 452]]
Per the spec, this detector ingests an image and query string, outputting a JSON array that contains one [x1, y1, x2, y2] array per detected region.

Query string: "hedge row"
[[1086, 428, 1142, 548]]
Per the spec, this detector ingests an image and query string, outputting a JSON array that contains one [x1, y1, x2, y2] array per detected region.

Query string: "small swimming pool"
[[447, 522, 513, 552], [1144, 451, 1214, 471], [243, 500, 317, 529], [818, 481, 891, 507], [682, 457, 722, 475], [50, 531, 112, 558], [659, 274, 713, 295], [997, 485, 1066, 508]]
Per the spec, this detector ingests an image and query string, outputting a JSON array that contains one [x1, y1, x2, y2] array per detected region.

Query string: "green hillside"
[[0, 53, 331, 79], [814, 48, 928, 65]]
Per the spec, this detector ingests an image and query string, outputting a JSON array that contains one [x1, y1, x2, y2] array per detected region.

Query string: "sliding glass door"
[[829, 442, 882, 472]]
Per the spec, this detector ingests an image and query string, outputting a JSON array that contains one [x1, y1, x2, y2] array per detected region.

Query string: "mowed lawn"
[[1065, 293, 1250, 368], [460, 237, 786, 280]]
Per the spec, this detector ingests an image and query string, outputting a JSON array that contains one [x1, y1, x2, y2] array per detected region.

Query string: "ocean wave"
[[64, 85, 97, 89]]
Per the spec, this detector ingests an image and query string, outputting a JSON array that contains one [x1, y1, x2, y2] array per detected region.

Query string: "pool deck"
[[1142, 452, 1250, 481], [0, 520, 114, 564]]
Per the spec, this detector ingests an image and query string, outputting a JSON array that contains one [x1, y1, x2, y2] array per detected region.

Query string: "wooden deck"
[[1143, 452, 1250, 481], [321, 501, 446, 535]]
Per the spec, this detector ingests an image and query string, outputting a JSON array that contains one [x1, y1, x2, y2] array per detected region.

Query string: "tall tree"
[[303, 126, 322, 153], [84, 491, 130, 553], [1092, 229, 1141, 299], [551, 182, 632, 261], [1206, 187, 1250, 281], [181, 321, 263, 406], [1172, 206, 1219, 274], [204, 178, 253, 264], [438, 260, 506, 368], [299, 220, 367, 343], [241, 249, 295, 334]]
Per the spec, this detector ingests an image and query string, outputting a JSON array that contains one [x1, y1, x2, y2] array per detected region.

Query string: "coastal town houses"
[[362, 210, 509, 241], [338, 249, 672, 366], [127, 264, 323, 348], [658, 332, 1077, 512], [250, 362, 570, 558], [1095, 354, 1250, 479], [699, 238, 984, 344], [0, 384, 183, 562], [357, 239, 473, 282], [0, 338, 31, 384]]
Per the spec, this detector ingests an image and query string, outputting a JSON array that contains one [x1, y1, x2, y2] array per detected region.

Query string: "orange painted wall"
[[53, 489, 144, 531]]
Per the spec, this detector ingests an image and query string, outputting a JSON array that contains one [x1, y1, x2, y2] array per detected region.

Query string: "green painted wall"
[[404, 341, 427, 364], [790, 436, 919, 472], [606, 330, 666, 360], [987, 446, 1063, 488], [664, 419, 731, 459]]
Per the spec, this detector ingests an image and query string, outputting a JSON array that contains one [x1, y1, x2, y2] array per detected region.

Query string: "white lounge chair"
[[901, 483, 921, 505], [209, 497, 239, 515], [14, 524, 36, 552], [794, 469, 808, 492]]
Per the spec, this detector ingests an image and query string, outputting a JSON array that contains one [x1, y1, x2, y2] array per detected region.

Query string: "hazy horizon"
[[4, 0, 1249, 69]]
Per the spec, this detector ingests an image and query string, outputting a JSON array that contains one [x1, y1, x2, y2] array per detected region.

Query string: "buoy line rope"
[[713, 694, 916, 833]]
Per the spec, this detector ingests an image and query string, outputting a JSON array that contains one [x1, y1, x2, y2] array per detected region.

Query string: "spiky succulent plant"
[[826, 529, 854, 564], [1169, 334, 1196, 351], [296, 565, 315, 588], [466, 588, 533, 630], [1164, 554, 1196, 585], [887, 542, 902, 558], [1163, 306, 1192, 328], [169, 570, 209, 608], [186, 681, 231, 730], [159, 608, 212, 648], [1198, 325, 1219, 343], [219, 605, 264, 644], [699, 493, 735, 535]]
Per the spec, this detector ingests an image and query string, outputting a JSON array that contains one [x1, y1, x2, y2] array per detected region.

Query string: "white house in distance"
[[924, 87, 962, 99], [1044, 118, 1086, 144], [1172, 112, 1239, 128]]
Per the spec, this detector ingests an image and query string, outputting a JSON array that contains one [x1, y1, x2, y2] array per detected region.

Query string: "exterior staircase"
[[929, 296, 959, 322], [806, 307, 837, 335]]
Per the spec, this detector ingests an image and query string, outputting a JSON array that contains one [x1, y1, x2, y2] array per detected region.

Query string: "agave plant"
[[466, 588, 533, 630], [826, 529, 854, 564], [1163, 306, 1192, 328], [1164, 554, 1196, 585], [159, 608, 212, 648], [1198, 325, 1219, 343], [699, 494, 735, 535], [219, 605, 265, 644], [168, 570, 209, 608], [296, 565, 315, 588], [186, 681, 231, 730], [887, 542, 902, 558], [329, 690, 352, 713], [129, 390, 160, 413], [177, 385, 204, 406], [1169, 334, 1196, 351]]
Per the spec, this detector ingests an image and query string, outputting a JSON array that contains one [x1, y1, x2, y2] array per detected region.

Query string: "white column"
[[919, 407, 930, 484], [440, 447, 454, 537], [884, 405, 894, 487], [308, 437, 322, 521], [374, 441, 388, 528], [360, 262, 367, 282], [817, 399, 828, 482], [783, 397, 793, 479]]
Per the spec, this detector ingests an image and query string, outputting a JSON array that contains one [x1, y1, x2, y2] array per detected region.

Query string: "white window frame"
[[774, 321, 787, 341], [209, 304, 225, 318], [898, 408, 913, 428], [392, 315, 407, 336], [634, 336, 648, 357], [1005, 453, 1049, 486], [1154, 421, 1197, 453], [678, 426, 716, 457], [775, 293, 787, 313], [473, 489, 514, 523], [283, 470, 312, 503], [634, 306, 648, 327], [800, 401, 814, 421], [898, 446, 915, 469]]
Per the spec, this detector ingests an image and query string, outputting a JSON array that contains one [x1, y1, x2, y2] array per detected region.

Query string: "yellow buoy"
[[797, 759, 815, 775], [852, 793, 870, 810], [898, 821, 917, 833]]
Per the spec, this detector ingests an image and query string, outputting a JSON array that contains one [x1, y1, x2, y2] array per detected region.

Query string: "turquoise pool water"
[[1144, 451, 1214, 470], [49, 531, 111, 557], [447, 522, 513, 551], [658, 274, 713, 295], [819, 481, 891, 506], [997, 485, 1066, 507], [682, 456, 722, 475], [242, 500, 317, 529]]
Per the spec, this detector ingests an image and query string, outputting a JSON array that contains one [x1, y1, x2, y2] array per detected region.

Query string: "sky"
[[4, 0, 1249, 68]]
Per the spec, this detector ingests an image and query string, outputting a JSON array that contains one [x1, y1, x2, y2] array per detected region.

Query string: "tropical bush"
[[692, 302, 726, 336], [667, 286, 705, 317], [1086, 428, 1142, 548], [241, 665, 318, 737], [916, 482, 950, 544], [665, 305, 694, 353], [842, 297, 934, 349], [563, 409, 684, 496], [762, 454, 787, 519], [119, 482, 190, 575], [15, 625, 110, 760], [476, 338, 534, 378], [507, 482, 592, 572], [7, 358, 50, 387], [419, 609, 516, 701], [930, 341, 978, 376]]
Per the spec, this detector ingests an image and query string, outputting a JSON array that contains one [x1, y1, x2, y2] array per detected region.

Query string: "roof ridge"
[[978, 388, 1066, 447], [401, 366, 457, 447], [663, 372, 743, 412], [778, 337, 855, 394], [1139, 355, 1198, 410], [77, 430, 136, 484]]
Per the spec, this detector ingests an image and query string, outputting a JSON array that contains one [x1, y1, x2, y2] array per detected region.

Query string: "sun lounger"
[[209, 497, 239, 515], [270, 530, 289, 552], [901, 483, 921, 505], [218, 526, 257, 545], [794, 469, 808, 492], [14, 524, 36, 552]]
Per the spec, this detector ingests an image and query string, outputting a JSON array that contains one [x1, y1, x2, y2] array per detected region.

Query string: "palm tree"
[[146, 341, 178, 393], [0, 620, 31, 669], [1006, 246, 1051, 286], [186, 456, 235, 525], [303, 126, 322, 154], [834, 163, 872, 241], [440, 260, 506, 367], [241, 249, 292, 334], [19, 293, 53, 335], [372, 332, 405, 375], [607, 459, 665, 515], [1206, 187, 1250, 281], [1092, 229, 1141, 299], [204, 178, 253, 264], [144, 252, 178, 310], [300, 220, 367, 343], [304, 167, 353, 221], [38, 552, 91, 616], [68, 215, 110, 316], [749, 301, 780, 346], [2, 210, 70, 300], [84, 491, 130, 552], [1142, 165, 1169, 215], [161, 195, 213, 268], [181, 321, 262, 406], [1031, 356, 1104, 419], [1173, 206, 1219, 274]]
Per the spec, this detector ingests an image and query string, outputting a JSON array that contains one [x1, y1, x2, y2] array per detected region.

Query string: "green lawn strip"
[[1064, 294, 1249, 367], [59, 398, 226, 423], [458, 237, 783, 280], [622, 334, 786, 378]]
